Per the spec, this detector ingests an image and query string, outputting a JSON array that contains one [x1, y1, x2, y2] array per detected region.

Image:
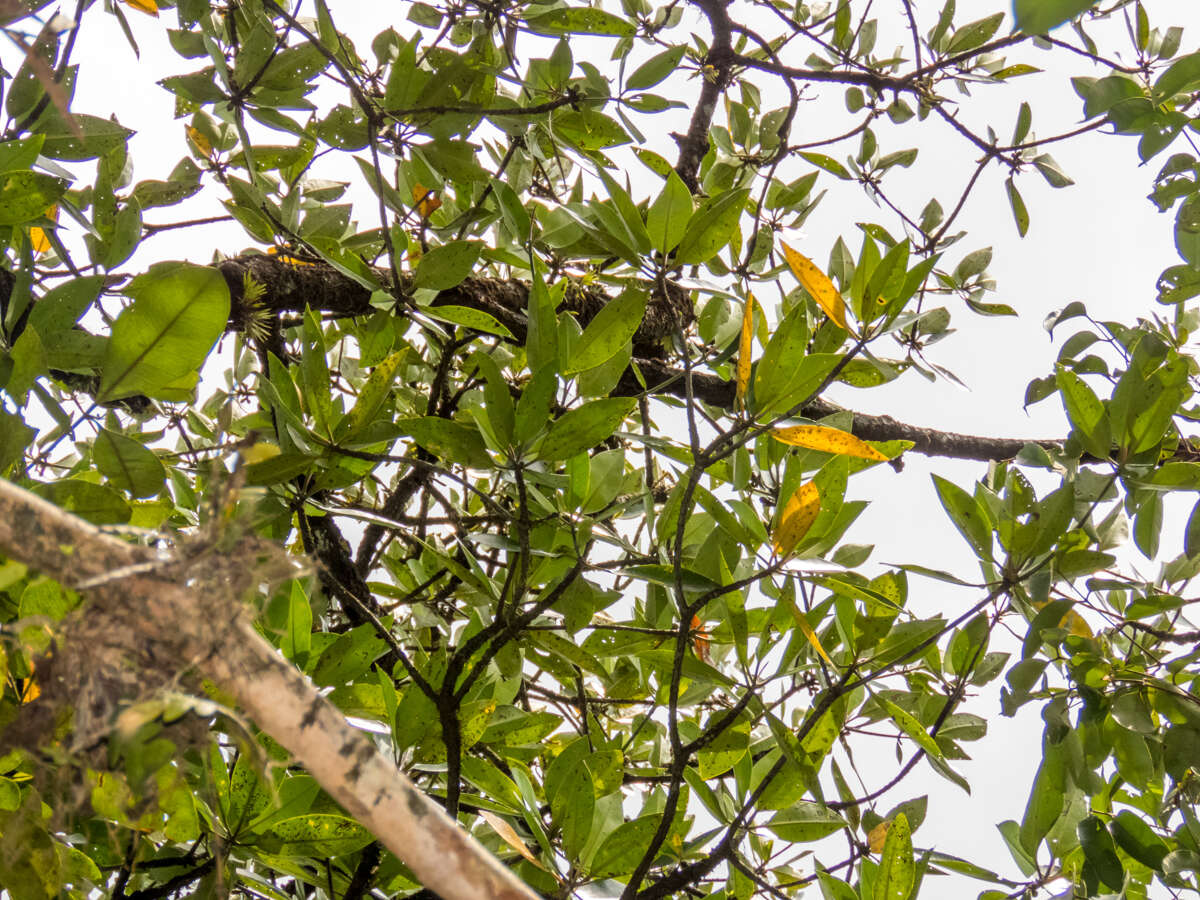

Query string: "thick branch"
[[0, 478, 539, 900]]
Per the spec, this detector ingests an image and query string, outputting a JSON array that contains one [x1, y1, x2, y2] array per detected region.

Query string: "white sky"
[[27, 0, 1200, 895]]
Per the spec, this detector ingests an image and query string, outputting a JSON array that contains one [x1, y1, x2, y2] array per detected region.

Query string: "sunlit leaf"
[[773, 424, 889, 461], [412, 183, 442, 219], [29, 204, 56, 254], [773, 480, 821, 558], [736, 293, 754, 409], [781, 241, 851, 332]]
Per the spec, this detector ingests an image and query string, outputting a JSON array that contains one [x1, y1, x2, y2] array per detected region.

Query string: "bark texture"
[[0, 478, 540, 900]]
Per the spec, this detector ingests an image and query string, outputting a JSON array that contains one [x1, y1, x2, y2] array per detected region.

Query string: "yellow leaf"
[[30, 204, 56, 255], [1032, 600, 1094, 639], [772, 480, 820, 558], [868, 819, 890, 853], [19, 659, 39, 704], [186, 125, 214, 160], [781, 241, 850, 333], [736, 293, 754, 409], [240, 442, 281, 466], [266, 246, 317, 267], [477, 810, 548, 871], [773, 424, 889, 461], [412, 184, 442, 219], [786, 599, 832, 666], [124, 0, 158, 14]]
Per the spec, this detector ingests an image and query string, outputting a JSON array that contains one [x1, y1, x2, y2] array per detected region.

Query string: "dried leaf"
[[30, 204, 56, 255], [736, 293, 754, 409], [477, 810, 547, 871], [773, 424, 889, 461], [186, 125, 214, 160], [124, 0, 158, 15], [772, 480, 821, 558], [781, 241, 850, 333], [412, 184, 442, 219], [868, 819, 890, 853], [690, 613, 710, 662]]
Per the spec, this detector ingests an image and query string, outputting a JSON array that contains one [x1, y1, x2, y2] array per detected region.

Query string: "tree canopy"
[[2, 0, 1200, 898]]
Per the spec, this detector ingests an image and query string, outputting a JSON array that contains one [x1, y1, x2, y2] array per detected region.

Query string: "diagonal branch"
[[0, 478, 539, 900]]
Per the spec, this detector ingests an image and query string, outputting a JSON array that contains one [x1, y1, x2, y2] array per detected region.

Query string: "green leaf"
[[1006, 178, 1029, 236], [1055, 365, 1111, 459], [413, 241, 482, 290], [93, 429, 166, 498], [646, 170, 692, 255], [425, 304, 514, 338], [753, 303, 809, 414], [879, 698, 943, 760], [766, 802, 847, 842], [873, 813, 914, 900], [552, 108, 631, 150], [98, 263, 231, 401], [626, 45, 687, 91], [525, 7, 634, 37], [799, 151, 852, 179], [932, 474, 992, 560], [265, 815, 374, 857], [33, 478, 131, 525], [27, 276, 105, 337], [565, 288, 645, 375], [1078, 815, 1125, 890], [0, 171, 67, 225], [1154, 50, 1200, 100], [1110, 810, 1170, 871], [535, 397, 635, 462], [945, 13, 1004, 54], [674, 188, 749, 265], [38, 114, 134, 161], [398, 416, 491, 468], [1013, 0, 1097, 35], [697, 716, 750, 779], [590, 815, 662, 878]]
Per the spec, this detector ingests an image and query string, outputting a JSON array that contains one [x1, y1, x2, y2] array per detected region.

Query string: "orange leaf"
[[477, 810, 548, 871], [690, 614, 710, 662], [736, 293, 754, 409], [773, 424, 889, 461], [186, 125, 214, 160], [772, 480, 821, 558], [781, 241, 850, 333], [868, 819, 890, 853], [30, 204, 56, 255], [124, 0, 158, 15], [412, 184, 442, 219]]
